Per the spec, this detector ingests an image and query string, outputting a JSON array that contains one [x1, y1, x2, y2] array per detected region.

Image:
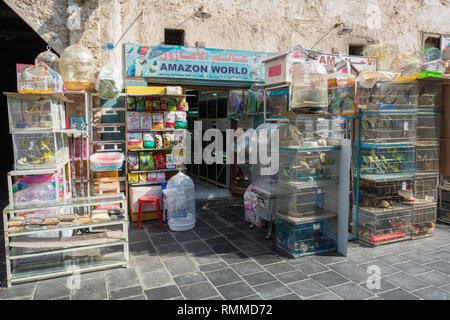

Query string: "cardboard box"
[[440, 139, 450, 176], [129, 185, 162, 213], [125, 86, 166, 94]]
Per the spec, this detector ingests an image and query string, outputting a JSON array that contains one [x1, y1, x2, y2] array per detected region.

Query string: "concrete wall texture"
[[5, 0, 450, 69]]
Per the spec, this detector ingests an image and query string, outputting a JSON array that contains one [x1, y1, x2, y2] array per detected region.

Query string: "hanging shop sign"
[[124, 43, 271, 83], [308, 51, 377, 74]]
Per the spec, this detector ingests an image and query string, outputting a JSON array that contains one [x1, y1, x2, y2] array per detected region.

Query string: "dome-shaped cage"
[[166, 172, 196, 231]]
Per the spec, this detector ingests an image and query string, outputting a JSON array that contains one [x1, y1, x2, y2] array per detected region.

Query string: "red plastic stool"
[[137, 195, 162, 230]]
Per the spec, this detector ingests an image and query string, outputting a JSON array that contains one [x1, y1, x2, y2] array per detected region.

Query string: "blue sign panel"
[[124, 43, 270, 83]]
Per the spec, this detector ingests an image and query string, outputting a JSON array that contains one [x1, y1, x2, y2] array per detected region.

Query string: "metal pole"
[[354, 109, 362, 241]]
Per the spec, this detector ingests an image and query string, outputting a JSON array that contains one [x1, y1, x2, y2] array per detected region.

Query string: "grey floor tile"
[[139, 269, 174, 290], [252, 281, 292, 299], [216, 282, 256, 300], [393, 261, 431, 275], [192, 252, 222, 266], [251, 253, 284, 266], [72, 276, 108, 300], [294, 260, 330, 275], [216, 226, 240, 234], [263, 262, 296, 275], [145, 285, 182, 300], [150, 233, 177, 247], [220, 251, 250, 264], [163, 256, 198, 276], [238, 294, 263, 300], [442, 284, 450, 293], [35, 277, 71, 300], [413, 286, 449, 300], [328, 261, 370, 284], [174, 272, 207, 287], [205, 268, 241, 286], [238, 243, 271, 256], [129, 230, 150, 243], [359, 260, 399, 276], [429, 250, 450, 261], [211, 243, 240, 254], [129, 240, 157, 256], [109, 286, 144, 300], [312, 254, 345, 265], [385, 272, 430, 291], [345, 252, 376, 265], [288, 279, 329, 298], [400, 251, 436, 264], [376, 253, 410, 265], [173, 231, 200, 243], [310, 271, 349, 288], [359, 278, 397, 294], [231, 261, 264, 276], [183, 241, 211, 254], [50, 295, 70, 300], [199, 262, 228, 272], [179, 282, 220, 300], [205, 236, 231, 247], [329, 282, 374, 300], [105, 268, 140, 291], [194, 227, 219, 239], [204, 296, 224, 300], [270, 293, 302, 300], [378, 288, 420, 300], [416, 271, 450, 288], [305, 292, 342, 300], [157, 243, 186, 260], [242, 271, 277, 286], [424, 260, 450, 275], [143, 223, 169, 235], [275, 270, 308, 284], [133, 255, 165, 273]]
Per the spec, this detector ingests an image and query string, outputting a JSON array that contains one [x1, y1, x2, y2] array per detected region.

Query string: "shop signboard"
[[124, 43, 271, 83], [310, 52, 377, 73]]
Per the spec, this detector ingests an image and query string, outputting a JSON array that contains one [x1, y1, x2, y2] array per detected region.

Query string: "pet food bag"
[[164, 111, 176, 129], [154, 133, 163, 149], [127, 153, 139, 170], [152, 98, 161, 111], [173, 131, 185, 147], [148, 172, 157, 182], [140, 112, 153, 130], [143, 132, 156, 148], [163, 132, 174, 148], [127, 112, 140, 131], [153, 112, 164, 130], [127, 96, 136, 111], [157, 172, 166, 182], [168, 99, 177, 111], [140, 153, 155, 170], [166, 154, 176, 169], [160, 98, 168, 111], [127, 132, 143, 149], [175, 112, 187, 129], [145, 97, 153, 111], [177, 99, 189, 111], [139, 173, 148, 183], [153, 154, 166, 169], [128, 173, 139, 184], [136, 97, 145, 111]]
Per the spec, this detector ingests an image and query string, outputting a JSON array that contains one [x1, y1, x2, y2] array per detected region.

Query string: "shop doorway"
[[0, 1, 49, 208]]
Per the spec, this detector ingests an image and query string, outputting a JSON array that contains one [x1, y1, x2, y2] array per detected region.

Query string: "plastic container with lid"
[[166, 172, 196, 231], [18, 65, 55, 94], [290, 59, 328, 113], [35, 48, 60, 73], [90, 152, 124, 171], [96, 63, 123, 99], [59, 45, 96, 91]]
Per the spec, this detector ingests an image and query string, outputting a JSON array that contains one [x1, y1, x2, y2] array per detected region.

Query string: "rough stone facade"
[[5, 0, 450, 70]]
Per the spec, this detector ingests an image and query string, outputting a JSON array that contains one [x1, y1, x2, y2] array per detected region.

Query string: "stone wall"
[[5, 0, 450, 70]]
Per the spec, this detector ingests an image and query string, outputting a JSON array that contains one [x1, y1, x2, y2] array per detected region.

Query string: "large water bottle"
[[166, 172, 196, 231]]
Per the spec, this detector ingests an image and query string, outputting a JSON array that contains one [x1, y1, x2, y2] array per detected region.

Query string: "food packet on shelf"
[[127, 132, 143, 149], [164, 111, 175, 129], [154, 133, 163, 149], [174, 111, 187, 129], [127, 153, 139, 170], [152, 112, 164, 130], [140, 112, 152, 130], [128, 173, 139, 185], [143, 132, 155, 148], [127, 112, 140, 130]]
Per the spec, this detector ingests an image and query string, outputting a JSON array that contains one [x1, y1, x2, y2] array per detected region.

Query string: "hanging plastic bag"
[[96, 63, 123, 99]]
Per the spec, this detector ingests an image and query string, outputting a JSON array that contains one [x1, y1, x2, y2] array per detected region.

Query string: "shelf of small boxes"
[[3, 184, 129, 286]]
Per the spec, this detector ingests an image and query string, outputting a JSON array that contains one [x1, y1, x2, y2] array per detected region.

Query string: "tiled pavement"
[[0, 197, 450, 300]]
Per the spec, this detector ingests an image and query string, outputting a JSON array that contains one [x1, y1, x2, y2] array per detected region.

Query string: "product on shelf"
[[90, 152, 124, 171], [152, 112, 164, 130], [127, 112, 140, 130], [127, 153, 139, 170], [164, 111, 175, 128], [153, 99, 161, 111], [148, 173, 157, 182], [145, 97, 153, 111], [163, 132, 174, 148], [174, 111, 187, 129], [91, 210, 111, 222], [157, 172, 166, 182], [290, 59, 328, 113], [136, 97, 145, 111], [166, 172, 196, 231], [173, 131, 184, 147], [59, 44, 95, 91], [139, 173, 148, 183], [128, 173, 139, 184], [166, 154, 175, 169], [127, 132, 143, 149], [153, 154, 166, 169], [96, 63, 123, 99], [143, 132, 155, 148], [139, 153, 155, 171], [177, 98, 189, 111], [140, 112, 152, 130], [127, 96, 136, 111], [160, 98, 168, 111], [154, 133, 163, 149], [18, 65, 55, 94], [360, 111, 417, 144]]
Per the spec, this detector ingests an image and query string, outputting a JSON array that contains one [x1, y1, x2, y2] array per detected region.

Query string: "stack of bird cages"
[[414, 173, 439, 202], [359, 179, 414, 207], [358, 204, 412, 246], [415, 142, 439, 174], [418, 81, 441, 110], [404, 200, 437, 239], [416, 110, 440, 142]]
